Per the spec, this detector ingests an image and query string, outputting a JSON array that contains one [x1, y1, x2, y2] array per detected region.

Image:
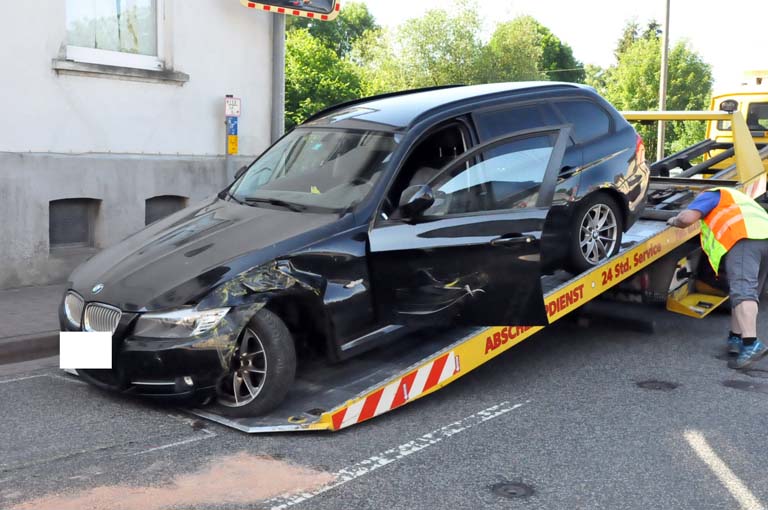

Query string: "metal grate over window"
[[49, 198, 99, 249]]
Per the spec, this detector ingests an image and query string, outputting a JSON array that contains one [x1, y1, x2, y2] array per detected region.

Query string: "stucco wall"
[[0, 0, 275, 289], [0, 0, 272, 155], [0, 153, 254, 289]]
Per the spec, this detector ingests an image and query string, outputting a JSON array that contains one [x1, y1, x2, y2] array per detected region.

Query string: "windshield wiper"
[[242, 197, 307, 212], [219, 189, 245, 205]]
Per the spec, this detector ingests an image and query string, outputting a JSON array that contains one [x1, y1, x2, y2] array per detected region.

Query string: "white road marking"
[[47, 373, 88, 385], [266, 400, 529, 510], [0, 374, 47, 385], [0, 373, 86, 386], [684, 430, 765, 510], [131, 429, 216, 456]]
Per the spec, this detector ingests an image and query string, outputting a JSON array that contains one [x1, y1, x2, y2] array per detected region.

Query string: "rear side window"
[[474, 103, 560, 141], [553, 100, 611, 143]]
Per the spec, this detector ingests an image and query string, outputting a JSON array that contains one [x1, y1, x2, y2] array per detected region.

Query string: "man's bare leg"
[[733, 301, 758, 338]]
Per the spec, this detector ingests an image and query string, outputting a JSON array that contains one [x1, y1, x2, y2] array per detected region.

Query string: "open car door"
[[368, 127, 569, 326]]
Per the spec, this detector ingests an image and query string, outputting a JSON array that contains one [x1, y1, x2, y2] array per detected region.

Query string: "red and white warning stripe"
[[240, 1, 341, 21], [744, 174, 767, 198], [331, 351, 460, 430]]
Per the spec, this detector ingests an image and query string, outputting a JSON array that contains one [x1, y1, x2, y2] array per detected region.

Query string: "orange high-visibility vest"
[[700, 188, 768, 272]]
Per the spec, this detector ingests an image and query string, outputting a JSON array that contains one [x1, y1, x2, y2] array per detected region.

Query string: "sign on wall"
[[224, 97, 242, 118]]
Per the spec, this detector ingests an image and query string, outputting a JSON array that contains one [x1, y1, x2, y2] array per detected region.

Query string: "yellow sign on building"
[[227, 135, 238, 155]]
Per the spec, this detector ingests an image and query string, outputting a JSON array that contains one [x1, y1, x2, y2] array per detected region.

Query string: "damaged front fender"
[[193, 260, 326, 370]]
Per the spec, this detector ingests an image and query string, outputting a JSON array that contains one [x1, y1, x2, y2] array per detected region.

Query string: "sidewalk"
[[0, 283, 65, 363]]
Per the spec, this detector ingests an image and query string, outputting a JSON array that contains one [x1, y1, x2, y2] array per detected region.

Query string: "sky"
[[363, 0, 768, 91]]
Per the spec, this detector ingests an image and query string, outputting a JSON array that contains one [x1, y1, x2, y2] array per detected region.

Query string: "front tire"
[[567, 193, 623, 274], [215, 308, 296, 417]]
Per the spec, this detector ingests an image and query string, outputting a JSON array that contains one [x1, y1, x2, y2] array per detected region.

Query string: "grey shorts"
[[725, 239, 768, 306]]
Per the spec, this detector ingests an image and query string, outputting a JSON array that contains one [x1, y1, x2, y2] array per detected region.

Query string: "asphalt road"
[[3, 303, 768, 510]]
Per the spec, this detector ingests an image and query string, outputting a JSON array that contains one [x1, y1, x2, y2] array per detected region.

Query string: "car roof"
[[303, 82, 591, 131]]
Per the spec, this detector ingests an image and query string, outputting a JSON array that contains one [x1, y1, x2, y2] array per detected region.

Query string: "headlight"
[[64, 291, 85, 328], [133, 307, 230, 338]]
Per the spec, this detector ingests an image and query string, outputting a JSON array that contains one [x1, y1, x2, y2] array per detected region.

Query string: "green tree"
[[533, 20, 585, 83], [287, 2, 377, 58], [583, 64, 608, 93], [604, 33, 713, 158], [349, 27, 409, 95], [284, 29, 363, 129], [394, 3, 484, 87], [614, 20, 661, 61], [479, 17, 546, 83]]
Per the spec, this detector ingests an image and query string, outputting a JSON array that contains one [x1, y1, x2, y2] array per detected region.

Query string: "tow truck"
[[179, 110, 768, 433]]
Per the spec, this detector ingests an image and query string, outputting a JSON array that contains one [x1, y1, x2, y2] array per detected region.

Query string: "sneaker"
[[727, 334, 743, 356], [729, 340, 768, 369]]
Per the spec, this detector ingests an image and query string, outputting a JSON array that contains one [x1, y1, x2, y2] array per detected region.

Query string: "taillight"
[[635, 134, 646, 164]]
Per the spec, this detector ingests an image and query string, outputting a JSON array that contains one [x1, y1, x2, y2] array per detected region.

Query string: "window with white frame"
[[65, 0, 164, 71]]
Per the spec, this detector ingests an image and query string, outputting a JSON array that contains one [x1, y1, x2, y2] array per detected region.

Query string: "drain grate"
[[490, 482, 534, 499], [636, 380, 680, 391]]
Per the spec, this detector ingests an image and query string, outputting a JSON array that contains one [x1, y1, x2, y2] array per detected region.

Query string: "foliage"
[[284, 29, 363, 130], [286, 2, 377, 58], [602, 21, 713, 159], [284, 10, 714, 153], [393, 3, 484, 87], [532, 18, 585, 83], [478, 17, 545, 83]]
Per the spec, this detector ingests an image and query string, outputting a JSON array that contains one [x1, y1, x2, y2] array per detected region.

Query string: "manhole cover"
[[636, 380, 679, 391], [490, 482, 534, 499]]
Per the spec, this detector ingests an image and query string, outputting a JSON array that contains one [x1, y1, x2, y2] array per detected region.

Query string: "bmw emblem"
[[92, 283, 105, 294]]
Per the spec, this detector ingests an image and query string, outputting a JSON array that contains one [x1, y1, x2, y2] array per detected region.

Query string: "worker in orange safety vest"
[[667, 187, 768, 369]]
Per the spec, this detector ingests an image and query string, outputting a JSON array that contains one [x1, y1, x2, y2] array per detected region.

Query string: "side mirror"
[[399, 185, 435, 218], [234, 165, 248, 181]]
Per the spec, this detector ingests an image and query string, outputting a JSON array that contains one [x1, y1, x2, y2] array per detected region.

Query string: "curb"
[[0, 331, 59, 365]]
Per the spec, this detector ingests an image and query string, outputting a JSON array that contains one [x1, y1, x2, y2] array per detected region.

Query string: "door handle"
[[490, 234, 535, 247]]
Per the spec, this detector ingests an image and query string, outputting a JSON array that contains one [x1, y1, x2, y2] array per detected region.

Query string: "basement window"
[[49, 198, 100, 250], [145, 195, 187, 225]]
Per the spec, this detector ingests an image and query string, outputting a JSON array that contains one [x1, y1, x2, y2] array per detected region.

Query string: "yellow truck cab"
[[707, 70, 768, 172]]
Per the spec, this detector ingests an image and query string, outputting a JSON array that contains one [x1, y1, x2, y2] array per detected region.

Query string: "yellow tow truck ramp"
[[189, 110, 767, 433]]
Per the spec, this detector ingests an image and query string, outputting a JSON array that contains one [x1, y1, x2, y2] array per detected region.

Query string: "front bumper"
[[59, 297, 251, 400]]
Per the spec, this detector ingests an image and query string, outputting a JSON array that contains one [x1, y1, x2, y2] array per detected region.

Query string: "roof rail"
[[302, 84, 466, 125]]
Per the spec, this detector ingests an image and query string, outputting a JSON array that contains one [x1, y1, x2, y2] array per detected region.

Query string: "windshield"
[[230, 128, 397, 212]]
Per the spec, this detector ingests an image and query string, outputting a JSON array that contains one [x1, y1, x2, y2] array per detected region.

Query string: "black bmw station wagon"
[[61, 82, 650, 415]]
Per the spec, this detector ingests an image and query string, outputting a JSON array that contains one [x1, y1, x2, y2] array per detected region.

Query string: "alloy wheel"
[[578, 203, 618, 265], [217, 328, 268, 407]]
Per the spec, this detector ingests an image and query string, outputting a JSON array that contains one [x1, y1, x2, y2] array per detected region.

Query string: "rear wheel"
[[215, 308, 296, 417], [567, 193, 623, 274]]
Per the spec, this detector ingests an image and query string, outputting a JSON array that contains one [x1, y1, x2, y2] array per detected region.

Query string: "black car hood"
[[69, 197, 343, 311]]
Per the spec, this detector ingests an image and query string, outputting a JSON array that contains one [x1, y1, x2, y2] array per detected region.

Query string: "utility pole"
[[271, 14, 286, 143], [657, 0, 670, 161]]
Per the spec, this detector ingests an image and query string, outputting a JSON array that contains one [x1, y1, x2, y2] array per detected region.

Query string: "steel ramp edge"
[[189, 220, 700, 433]]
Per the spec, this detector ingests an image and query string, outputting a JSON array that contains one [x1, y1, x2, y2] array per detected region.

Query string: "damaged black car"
[[60, 82, 650, 415]]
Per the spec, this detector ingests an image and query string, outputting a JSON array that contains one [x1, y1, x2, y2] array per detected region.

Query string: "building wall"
[[0, 1, 274, 289]]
